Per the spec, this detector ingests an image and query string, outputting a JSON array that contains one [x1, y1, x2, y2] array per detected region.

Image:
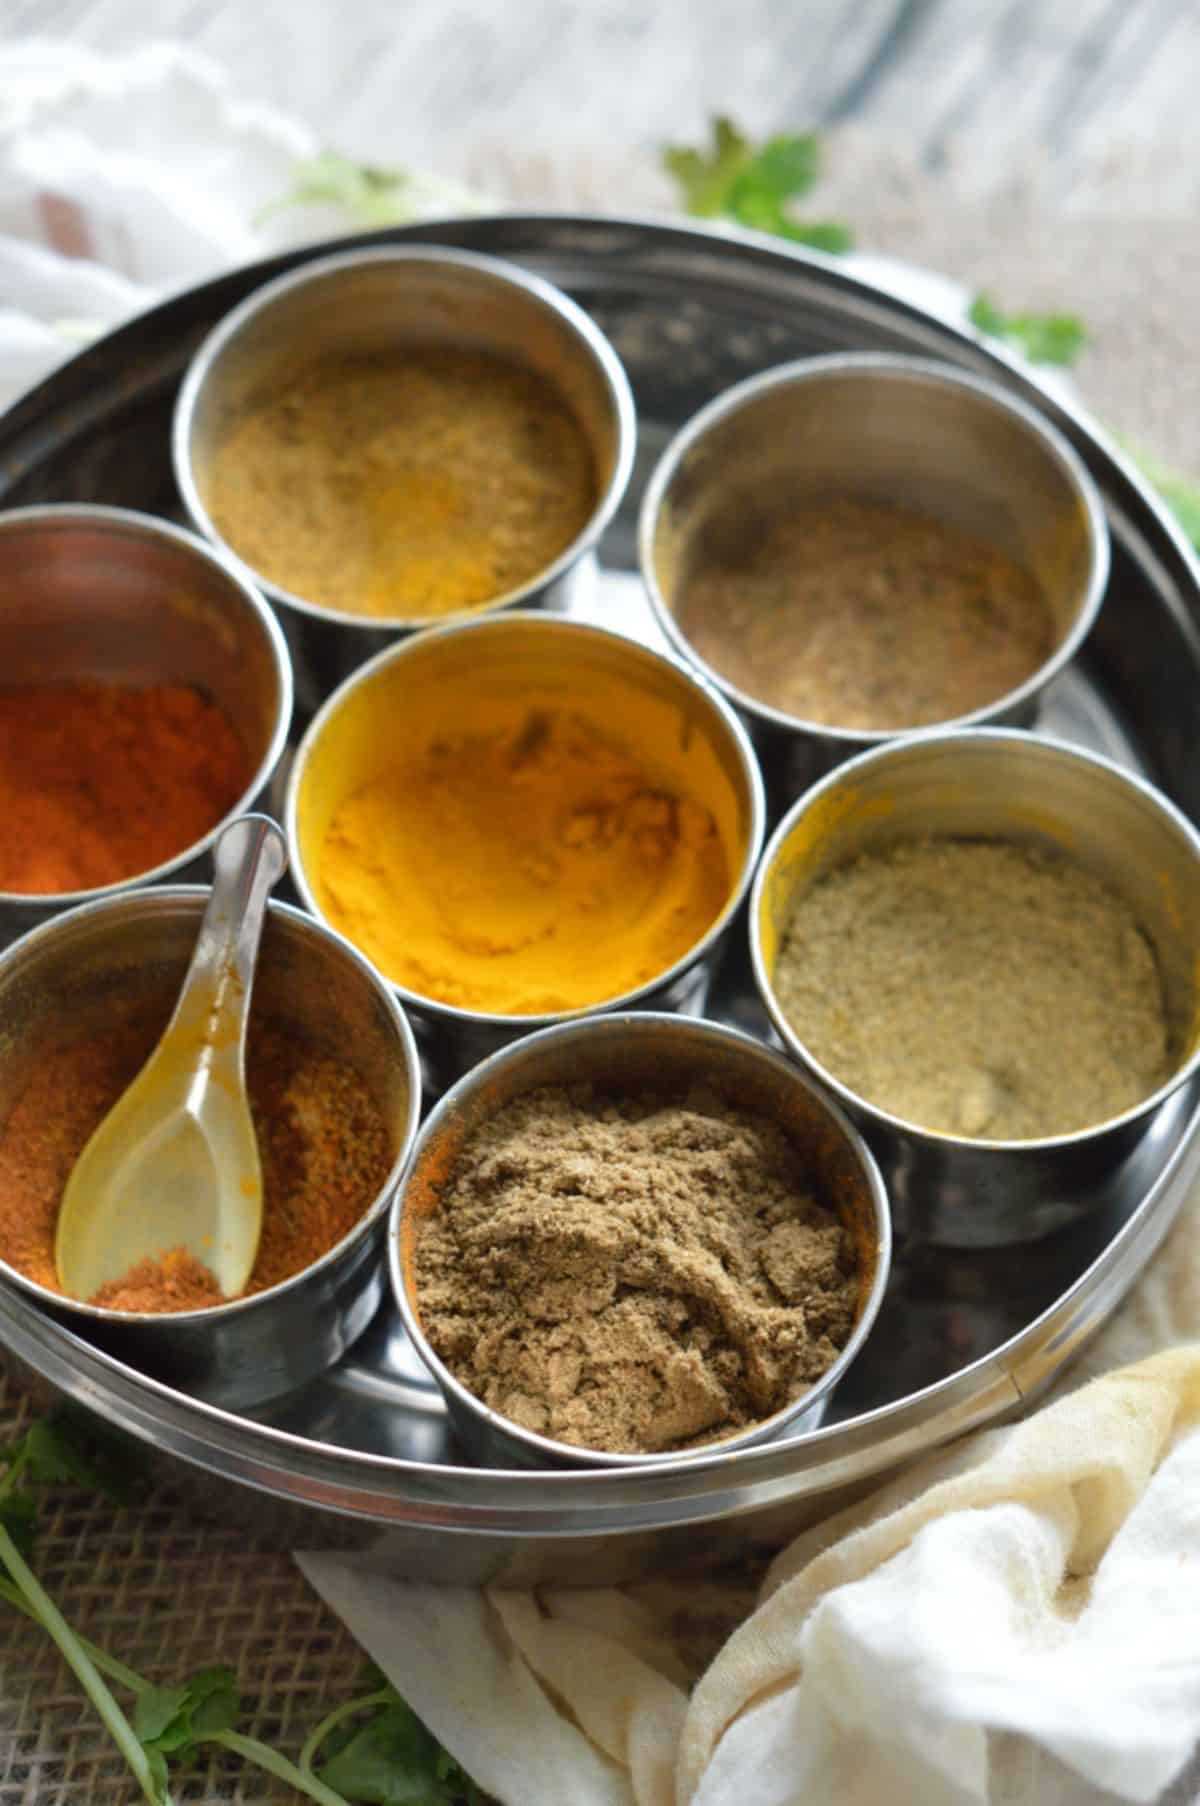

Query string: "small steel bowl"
[[751, 729, 1200, 1248], [173, 244, 637, 709], [639, 353, 1109, 815], [286, 610, 766, 1095], [0, 505, 292, 951], [0, 887, 420, 1409], [389, 1011, 891, 1469]]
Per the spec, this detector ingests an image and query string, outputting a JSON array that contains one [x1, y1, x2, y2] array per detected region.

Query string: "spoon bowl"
[[55, 814, 287, 1303]]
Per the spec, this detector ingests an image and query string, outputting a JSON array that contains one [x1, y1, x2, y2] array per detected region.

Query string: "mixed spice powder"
[[413, 1083, 860, 1455], [0, 1008, 393, 1311]]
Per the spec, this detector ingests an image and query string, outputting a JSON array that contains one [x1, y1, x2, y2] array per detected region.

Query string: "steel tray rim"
[[1, 210, 1198, 1542]]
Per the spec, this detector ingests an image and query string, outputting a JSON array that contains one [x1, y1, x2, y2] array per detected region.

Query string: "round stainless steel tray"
[[1, 214, 1198, 1585]]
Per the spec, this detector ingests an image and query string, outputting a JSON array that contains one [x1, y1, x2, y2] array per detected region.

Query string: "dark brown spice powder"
[[0, 1009, 393, 1312], [414, 1083, 860, 1455]]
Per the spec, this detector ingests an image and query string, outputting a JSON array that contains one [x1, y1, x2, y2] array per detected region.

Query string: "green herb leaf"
[[1120, 443, 1200, 554], [662, 116, 752, 216], [0, 1494, 37, 1560], [661, 118, 852, 251], [135, 1665, 240, 1771], [777, 219, 855, 252], [726, 131, 821, 215], [133, 1684, 191, 1746], [316, 1698, 472, 1804], [143, 1745, 171, 1805], [1, 1406, 147, 1504], [968, 294, 1087, 366], [254, 150, 487, 231], [255, 150, 415, 228]]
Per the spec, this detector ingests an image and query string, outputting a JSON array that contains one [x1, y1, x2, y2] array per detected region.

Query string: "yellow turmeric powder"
[[205, 346, 597, 619], [313, 705, 732, 1015]]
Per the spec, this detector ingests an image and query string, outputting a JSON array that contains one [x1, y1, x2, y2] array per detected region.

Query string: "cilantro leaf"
[[777, 219, 855, 252], [316, 1698, 474, 1804], [17, 1407, 145, 1503], [662, 116, 751, 216], [135, 1665, 240, 1770], [662, 118, 852, 251], [1120, 443, 1200, 554], [0, 1493, 37, 1560], [727, 131, 821, 216], [254, 150, 487, 231], [968, 294, 1087, 366], [256, 151, 416, 228]]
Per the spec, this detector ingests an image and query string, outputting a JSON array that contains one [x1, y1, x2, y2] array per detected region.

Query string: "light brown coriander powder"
[[412, 1084, 860, 1455], [774, 838, 1170, 1140]]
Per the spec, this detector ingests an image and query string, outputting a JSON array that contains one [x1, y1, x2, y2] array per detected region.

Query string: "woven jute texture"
[[1, 159, 1198, 1803]]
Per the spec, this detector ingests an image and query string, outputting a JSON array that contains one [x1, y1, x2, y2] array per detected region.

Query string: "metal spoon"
[[55, 814, 288, 1304]]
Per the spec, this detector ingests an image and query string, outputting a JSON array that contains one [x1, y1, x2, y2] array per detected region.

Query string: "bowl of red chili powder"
[[0, 505, 292, 949], [0, 886, 420, 1408]]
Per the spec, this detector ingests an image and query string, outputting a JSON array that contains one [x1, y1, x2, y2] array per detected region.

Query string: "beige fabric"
[[299, 1213, 1200, 1806], [2, 145, 1200, 1803]]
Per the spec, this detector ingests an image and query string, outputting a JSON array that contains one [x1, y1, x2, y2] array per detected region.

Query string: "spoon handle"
[[173, 814, 289, 1057]]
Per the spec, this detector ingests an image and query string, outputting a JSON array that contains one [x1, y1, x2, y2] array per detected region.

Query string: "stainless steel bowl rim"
[[387, 1010, 893, 1468], [750, 724, 1200, 1148], [0, 886, 422, 1325], [284, 607, 767, 1028], [0, 503, 293, 908], [637, 350, 1112, 743], [172, 242, 638, 633]]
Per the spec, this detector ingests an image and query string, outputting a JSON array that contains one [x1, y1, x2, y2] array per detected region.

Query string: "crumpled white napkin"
[[6, 38, 1197, 1806], [298, 1196, 1200, 1806], [0, 38, 488, 410]]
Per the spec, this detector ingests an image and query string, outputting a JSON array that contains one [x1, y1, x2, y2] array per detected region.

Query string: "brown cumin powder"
[[413, 1083, 860, 1455], [676, 496, 1052, 731]]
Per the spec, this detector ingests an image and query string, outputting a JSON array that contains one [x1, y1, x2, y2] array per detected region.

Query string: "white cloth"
[[299, 1198, 1200, 1806], [5, 38, 1197, 1806], [0, 38, 488, 410]]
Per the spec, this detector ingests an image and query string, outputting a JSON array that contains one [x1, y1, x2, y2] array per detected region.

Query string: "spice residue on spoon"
[[675, 496, 1053, 730], [205, 346, 598, 619], [0, 1012, 392, 1312]]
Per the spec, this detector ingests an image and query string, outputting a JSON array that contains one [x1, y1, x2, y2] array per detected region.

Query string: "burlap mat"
[[1, 147, 1198, 1802]]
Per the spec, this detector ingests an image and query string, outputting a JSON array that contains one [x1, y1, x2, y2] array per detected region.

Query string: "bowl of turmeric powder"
[[285, 610, 765, 1093], [0, 505, 292, 950], [173, 245, 636, 707], [391, 1011, 891, 1468], [0, 886, 420, 1408]]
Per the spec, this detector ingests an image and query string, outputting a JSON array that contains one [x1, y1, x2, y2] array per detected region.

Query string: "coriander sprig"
[[662, 116, 853, 250], [662, 117, 1200, 549], [967, 294, 1087, 367], [0, 1409, 480, 1805], [302, 1668, 482, 1803], [255, 150, 487, 231]]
